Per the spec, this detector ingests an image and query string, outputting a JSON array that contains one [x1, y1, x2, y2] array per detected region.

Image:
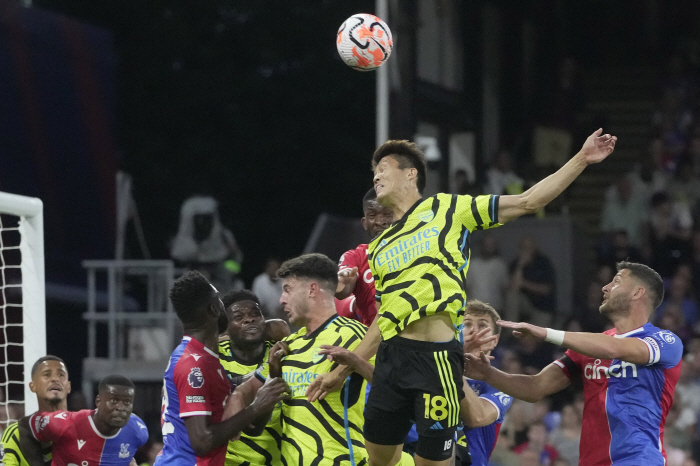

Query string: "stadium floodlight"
[[0, 191, 46, 418]]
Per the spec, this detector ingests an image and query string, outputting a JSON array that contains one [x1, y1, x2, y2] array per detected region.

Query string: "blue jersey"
[[555, 323, 682, 466], [458, 379, 512, 466]]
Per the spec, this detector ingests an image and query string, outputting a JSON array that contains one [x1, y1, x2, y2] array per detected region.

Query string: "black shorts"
[[364, 337, 465, 461]]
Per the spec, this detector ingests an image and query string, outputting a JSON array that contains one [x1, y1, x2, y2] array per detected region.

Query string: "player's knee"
[[366, 441, 403, 466]]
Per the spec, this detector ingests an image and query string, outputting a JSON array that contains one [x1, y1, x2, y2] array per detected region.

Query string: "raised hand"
[[338, 267, 359, 286], [580, 128, 617, 165], [306, 368, 347, 402], [318, 345, 358, 367], [463, 327, 498, 356], [497, 320, 546, 340], [463, 351, 494, 380], [268, 341, 289, 379]]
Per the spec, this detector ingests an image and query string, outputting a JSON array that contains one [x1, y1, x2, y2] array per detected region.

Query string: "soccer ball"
[[336, 14, 393, 71]]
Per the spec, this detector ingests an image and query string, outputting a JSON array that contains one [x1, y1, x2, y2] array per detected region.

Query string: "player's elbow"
[[190, 439, 213, 457]]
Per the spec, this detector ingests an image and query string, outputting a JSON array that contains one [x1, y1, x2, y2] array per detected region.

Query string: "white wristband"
[[545, 328, 565, 346]]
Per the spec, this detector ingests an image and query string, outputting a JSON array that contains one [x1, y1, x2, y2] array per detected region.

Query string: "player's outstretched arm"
[[17, 416, 44, 466], [318, 345, 375, 382], [306, 312, 382, 402], [497, 129, 616, 223], [184, 377, 288, 456], [459, 378, 499, 428], [464, 352, 570, 403], [498, 320, 651, 364]]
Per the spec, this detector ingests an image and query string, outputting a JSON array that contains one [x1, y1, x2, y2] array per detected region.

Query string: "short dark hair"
[[464, 300, 502, 336], [31, 355, 66, 378], [169, 270, 214, 325], [222, 289, 260, 310], [98, 374, 135, 393], [372, 140, 427, 194], [278, 253, 338, 292], [617, 261, 664, 310], [362, 187, 377, 206]]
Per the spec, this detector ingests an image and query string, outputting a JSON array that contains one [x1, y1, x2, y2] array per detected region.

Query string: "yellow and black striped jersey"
[[368, 193, 501, 340], [1, 421, 51, 466], [255, 315, 372, 466], [218, 339, 281, 466]]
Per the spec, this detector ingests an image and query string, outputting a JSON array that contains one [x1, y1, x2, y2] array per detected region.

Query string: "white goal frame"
[[0, 191, 46, 415]]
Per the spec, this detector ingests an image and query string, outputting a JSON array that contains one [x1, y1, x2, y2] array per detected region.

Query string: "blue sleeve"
[[639, 330, 683, 368], [131, 415, 150, 447], [471, 381, 513, 424]]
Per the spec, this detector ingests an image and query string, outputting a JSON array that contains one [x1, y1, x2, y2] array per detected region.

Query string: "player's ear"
[[361, 216, 368, 230], [95, 394, 100, 407], [66, 380, 72, 395], [29, 381, 36, 394], [632, 286, 646, 301], [308, 281, 319, 298]]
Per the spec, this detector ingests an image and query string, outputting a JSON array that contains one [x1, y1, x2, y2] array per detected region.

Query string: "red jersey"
[[157, 336, 232, 465], [29, 409, 148, 465], [335, 244, 376, 326]]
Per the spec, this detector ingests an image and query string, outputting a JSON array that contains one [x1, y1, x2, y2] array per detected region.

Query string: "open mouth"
[[245, 326, 260, 334], [48, 385, 62, 394]]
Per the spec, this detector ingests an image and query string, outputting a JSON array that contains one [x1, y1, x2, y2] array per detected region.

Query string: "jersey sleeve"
[[29, 411, 70, 442], [553, 351, 581, 380], [636, 330, 683, 368], [455, 194, 501, 231], [338, 249, 361, 270], [1, 423, 21, 466], [174, 361, 217, 417], [131, 415, 150, 448], [475, 383, 513, 424], [255, 360, 270, 382]]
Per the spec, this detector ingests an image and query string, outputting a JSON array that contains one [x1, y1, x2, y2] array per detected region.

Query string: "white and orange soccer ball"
[[336, 13, 393, 71]]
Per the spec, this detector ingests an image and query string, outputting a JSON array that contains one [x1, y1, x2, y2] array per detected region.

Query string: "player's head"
[[361, 187, 394, 240], [29, 355, 71, 406], [170, 270, 224, 331], [463, 300, 501, 354], [278, 253, 338, 327], [372, 140, 427, 204], [95, 375, 135, 429], [600, 261, 664, 319], [222, 289, 266, 347]]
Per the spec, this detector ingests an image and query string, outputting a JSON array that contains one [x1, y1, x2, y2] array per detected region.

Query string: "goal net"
[[0, 192, 46, 424]]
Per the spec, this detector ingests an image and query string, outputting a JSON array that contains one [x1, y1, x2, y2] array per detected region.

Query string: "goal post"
[[0, 191, 46, 417]]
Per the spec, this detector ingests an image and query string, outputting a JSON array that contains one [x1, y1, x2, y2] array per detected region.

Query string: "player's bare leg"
[[366, 441, 403, 466]]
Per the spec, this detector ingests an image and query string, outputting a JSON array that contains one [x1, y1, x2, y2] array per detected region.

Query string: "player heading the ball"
[[308, 129, 617, 466]]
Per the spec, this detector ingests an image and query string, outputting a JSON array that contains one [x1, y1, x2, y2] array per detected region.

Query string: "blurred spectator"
[[644, 136, 673, 193], [501, 400, 531, 448], [519, 450, 541, 466], [490, 431, 520, 466], [499, 349, 524, 375], [668, 158, 700, 211], [513, 421, 559, 466], [600, 176, 648, 247], [674, 355, 700, 432], [573, 281, 609, 333], [654, 273, 699, 329], [516, 338, 554, 375], [596, 264, 615, 285], [656, 302, 692, 342], [171, 195, 244, 292], [506, 237, 556, 327], [649, 191, 693, 277], [486, 150, 524, 196], [597, 230, 644, 272], [466, 234, 509, 310], [691, 231, 700, 296], [548, 404, 581, 466], [665, 396, 694, 465], [251, 257, 284, 319], [689, 135, 700, 177]]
